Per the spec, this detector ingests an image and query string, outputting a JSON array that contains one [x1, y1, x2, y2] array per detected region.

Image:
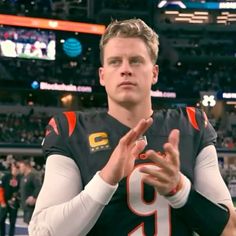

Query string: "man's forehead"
[[105, 37, 148, 49], [106, 54, 145, 59]]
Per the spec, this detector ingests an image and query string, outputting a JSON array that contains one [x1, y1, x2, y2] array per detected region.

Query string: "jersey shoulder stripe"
[[46, 117, 59, 136], [186, 107, 200, 131], [202, 111, 208, 128], [63, 111, 77, 137]]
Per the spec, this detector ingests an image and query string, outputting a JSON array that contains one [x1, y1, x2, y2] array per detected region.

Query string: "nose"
[[120, 60, 132, 77], [121, 71, 132, 77]]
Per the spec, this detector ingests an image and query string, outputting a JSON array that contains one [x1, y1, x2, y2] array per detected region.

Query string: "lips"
[[118, 81, 136, 87]]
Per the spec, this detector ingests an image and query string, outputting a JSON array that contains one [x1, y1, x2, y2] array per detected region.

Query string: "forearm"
[[28, 156, 118, 236], [173, 188, 231, 236], [164, 146, 236, 235], [192, 145, 236, 235], [29, 187, 105, 236], [220, 205, 236, 236]]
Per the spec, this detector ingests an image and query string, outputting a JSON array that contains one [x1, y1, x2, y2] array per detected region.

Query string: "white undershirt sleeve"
[[28, 154, 118, 236], [166, 144, 234, 209], [29, 145, 233, 236], [194, 144, 233, 207]]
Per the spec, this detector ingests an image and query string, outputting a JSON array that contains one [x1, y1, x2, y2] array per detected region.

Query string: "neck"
[[108, 101, 153, 128]]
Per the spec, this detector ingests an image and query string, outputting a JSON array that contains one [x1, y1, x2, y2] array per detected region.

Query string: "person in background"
[[0, 161, 20, 236], [17, 157, 42, 225], [29, 18, 236, 236]]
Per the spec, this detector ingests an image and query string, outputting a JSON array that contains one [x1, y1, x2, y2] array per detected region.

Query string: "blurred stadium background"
[[0, 0, 236, 234]]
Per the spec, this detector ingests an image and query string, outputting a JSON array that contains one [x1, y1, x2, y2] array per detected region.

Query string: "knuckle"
[[119, 137, 126, 145]]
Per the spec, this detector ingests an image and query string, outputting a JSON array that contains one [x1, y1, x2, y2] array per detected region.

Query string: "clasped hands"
[[100, 118, 182, 196]]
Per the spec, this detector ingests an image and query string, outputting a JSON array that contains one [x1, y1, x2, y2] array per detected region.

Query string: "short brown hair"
[[99, 18, 159, 65], [16, 156, 31, 166]]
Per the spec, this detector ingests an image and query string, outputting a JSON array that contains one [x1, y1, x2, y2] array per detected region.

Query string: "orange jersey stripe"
[[0, 187, 6, 204], [64, 112, 76, 137], [202, 111, 208, 128], [186, 107, 200, 131], [48, 117, 59, 135]]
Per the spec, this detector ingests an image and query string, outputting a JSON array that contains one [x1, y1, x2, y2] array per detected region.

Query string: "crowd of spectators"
[[157, 64, 236, 97], [211, 111, 236, 149], [0, 106, 235, 150], [0, 112, 48, 144]]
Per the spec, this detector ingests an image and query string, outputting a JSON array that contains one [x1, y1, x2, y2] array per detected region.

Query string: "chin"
[[119, 98, 139, 107], [109, 93, 140, 106]]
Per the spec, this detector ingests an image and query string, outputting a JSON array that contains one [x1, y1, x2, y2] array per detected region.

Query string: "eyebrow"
[[106, 56, 121, 61], [130, 55, 145, 61], [107, 55, 145, 61]]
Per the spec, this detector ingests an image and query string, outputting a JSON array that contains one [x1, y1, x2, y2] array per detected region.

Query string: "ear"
[[152, 65, 159, 85], [99, 67, 105, 87]]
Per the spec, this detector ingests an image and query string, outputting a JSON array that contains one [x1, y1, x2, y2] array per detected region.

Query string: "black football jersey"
[[43, 107, 216, 236]]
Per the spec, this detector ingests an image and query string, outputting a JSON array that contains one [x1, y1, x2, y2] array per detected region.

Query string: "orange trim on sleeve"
[[63, 112, 76, 137], [202, 111, 208, 128], [0, 187, 6, 205], [48, 118, 59, 135], [186, 107, 200, 131]]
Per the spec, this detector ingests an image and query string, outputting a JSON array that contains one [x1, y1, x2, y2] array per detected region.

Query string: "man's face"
[[11, 164, 19, 176], [99, 37, 158, 108], [17, 162, 27, 174]]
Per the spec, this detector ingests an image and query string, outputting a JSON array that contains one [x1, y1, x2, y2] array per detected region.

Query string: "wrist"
[[85, 172, 118, 205], [165, 174, 191, 208], [164, 173, 183, 197], [99, 170, 118, 186]]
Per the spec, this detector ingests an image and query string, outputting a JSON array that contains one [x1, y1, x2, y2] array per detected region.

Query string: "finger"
[[133, 117, 153, 138], [139, 166, 169, 182], [168, 129, 179, 150], [144, 150, 172, 170], [131, 139, 147, 158], [119, 127, 136, 147], [119, 118, 153, 147], [141, 175, 167, 193], [163, 143, 179, 167], [163, 129, 180, 166], [126, 118, 153, 146]]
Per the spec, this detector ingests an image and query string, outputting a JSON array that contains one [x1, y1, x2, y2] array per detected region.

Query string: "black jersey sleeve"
[[195, 108, 217, 151], [42, 113, 73, 159], [174, 188, 230, 236], [185, 107, 216, 149]]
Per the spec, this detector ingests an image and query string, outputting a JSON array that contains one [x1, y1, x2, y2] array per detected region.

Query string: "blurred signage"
[[219, 2, 236, 9], [40, 82, 92, 93], [200, 91, 216, 107], [221, 92, 236, 99], [63, 38, 82, 57], [151, 89, 176, 98], [157, 1, 236, 9], [0, 14, 105, 34]]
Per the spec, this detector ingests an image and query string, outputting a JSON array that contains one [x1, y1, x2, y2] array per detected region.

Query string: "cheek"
[[103, 71, 118, 86], [140, 71, 154, 85]]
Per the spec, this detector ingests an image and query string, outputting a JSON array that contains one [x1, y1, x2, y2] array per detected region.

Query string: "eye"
[[108, 59, 121, 66], [130, 57, 143, 65]]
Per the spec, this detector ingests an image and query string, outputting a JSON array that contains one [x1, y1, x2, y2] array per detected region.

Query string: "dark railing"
[[0, 143, 42, 156]]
